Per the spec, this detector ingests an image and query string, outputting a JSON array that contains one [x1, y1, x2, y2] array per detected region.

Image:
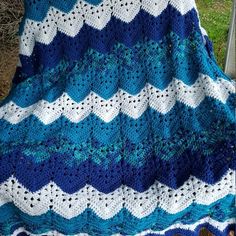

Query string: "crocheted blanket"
[[0, 0, 235, 235]]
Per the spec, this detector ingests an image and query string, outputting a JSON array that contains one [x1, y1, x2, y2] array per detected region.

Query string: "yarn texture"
[[0, 0, 235, 235]]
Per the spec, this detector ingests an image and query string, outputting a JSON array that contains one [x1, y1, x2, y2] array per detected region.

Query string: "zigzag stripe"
[[11, 220, 236, 236], [0, 199, 235, 235], [21, 0, 100, 23], [0, 95, 235, 145], [0, 74, 234, 124], [20, 0, 198, 35], [10, 37, 230, 107], [2, 121, 233, 162], [1, 137, 235, 192], [138, 219, 235, 236], [16, 32, 222, 87], [0, 169, 234, 219], [20, 9, 204, 69], [20, 0, 199, 22]]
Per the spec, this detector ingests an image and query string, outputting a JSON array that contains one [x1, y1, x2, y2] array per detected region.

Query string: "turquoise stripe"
[[1, 120, 234, 165], [0, 96, 235, 144], [2, 32, 231, 108], [0, 194, 235, 235]]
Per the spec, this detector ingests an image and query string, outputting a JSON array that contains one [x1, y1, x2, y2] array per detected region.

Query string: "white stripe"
[[11, 218, 236, 236], [136, 218, 236, 236], [0, 169, 235, 219], [0, 74, 235, 125], [19, 0, 198, 56]]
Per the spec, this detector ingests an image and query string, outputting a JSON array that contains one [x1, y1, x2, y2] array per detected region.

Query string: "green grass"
[[196, 0, 232, 68]]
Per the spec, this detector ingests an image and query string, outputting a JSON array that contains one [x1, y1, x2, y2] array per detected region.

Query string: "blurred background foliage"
[[197, 0, 232, 68]]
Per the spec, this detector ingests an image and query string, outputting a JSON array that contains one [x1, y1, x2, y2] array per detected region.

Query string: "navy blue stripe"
[[17, 7, 202, 79], [9, 34, 226, 107], [1, 135, 235, 192]]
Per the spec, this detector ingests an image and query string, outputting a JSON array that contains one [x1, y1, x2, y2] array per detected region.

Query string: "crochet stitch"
[[0, 0, 235, 235]]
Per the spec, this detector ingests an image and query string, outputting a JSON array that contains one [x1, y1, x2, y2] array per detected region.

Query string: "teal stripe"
[[0, 194, 235, 235], [0, 96, 235, 144], [2, 32, 232, 108], [1, 120, 234, 165]]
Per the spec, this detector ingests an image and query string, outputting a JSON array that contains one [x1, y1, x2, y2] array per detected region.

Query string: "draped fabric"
[[0, 0, 235, 235]]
